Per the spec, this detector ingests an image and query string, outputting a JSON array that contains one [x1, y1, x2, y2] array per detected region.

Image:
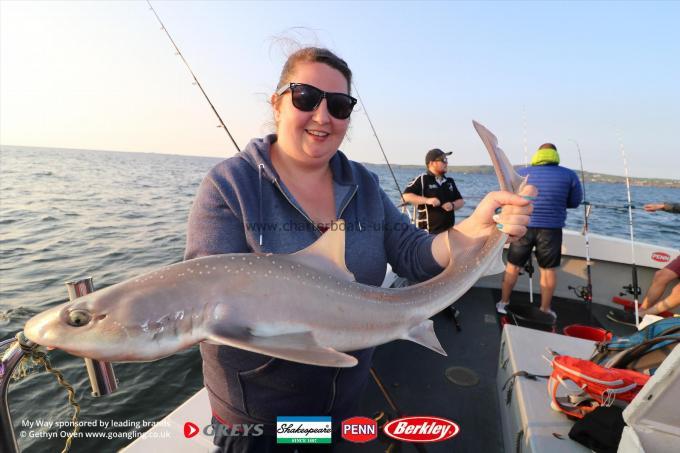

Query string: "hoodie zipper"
[[337, 185, 358, 219], [272, 180, 358, 233], [272, 179, 322, 233]]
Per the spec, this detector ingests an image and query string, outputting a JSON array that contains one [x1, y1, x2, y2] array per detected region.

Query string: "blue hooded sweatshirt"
[[184, 135, 443, 429], [517, 164, 582, 228]]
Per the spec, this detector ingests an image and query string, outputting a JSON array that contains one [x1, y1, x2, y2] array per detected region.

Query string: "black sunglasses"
[[276, 83, 357, 120]]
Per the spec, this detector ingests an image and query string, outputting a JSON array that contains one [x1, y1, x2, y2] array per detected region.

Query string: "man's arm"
[[442, 179, 464, 211], [566, 172, 583, 208], [403, 192, 441, 207], [442, 198, 464, 212], [645, 202, 680, 214]]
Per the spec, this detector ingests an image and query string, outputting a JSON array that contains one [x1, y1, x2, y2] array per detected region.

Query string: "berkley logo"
[[341, 417, 377, 443], [383, 416, 459, 443], [651, 252, 671, 263]]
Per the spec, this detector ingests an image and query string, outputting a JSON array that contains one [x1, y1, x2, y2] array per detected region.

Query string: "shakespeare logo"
[[276, 416, 332, 444]]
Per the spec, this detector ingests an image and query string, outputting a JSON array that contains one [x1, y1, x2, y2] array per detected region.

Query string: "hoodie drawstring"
[[258, 163, 264, 247]]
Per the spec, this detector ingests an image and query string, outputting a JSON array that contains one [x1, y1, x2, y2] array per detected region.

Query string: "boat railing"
[[1, 335, 29, 453], [0, 277, 118, 453]]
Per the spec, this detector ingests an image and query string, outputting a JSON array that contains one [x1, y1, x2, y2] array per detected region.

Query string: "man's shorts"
[[666, 255, 680, 277], [507, 227, 563, 269]]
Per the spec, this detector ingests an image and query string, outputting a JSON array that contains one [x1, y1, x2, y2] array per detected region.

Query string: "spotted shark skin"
[[24, 121, 525, 367]]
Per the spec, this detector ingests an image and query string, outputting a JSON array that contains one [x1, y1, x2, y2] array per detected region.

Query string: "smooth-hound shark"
[[24, 121, 526, 367]]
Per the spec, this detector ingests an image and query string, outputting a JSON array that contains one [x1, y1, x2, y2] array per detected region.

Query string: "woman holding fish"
[[184, 47, 536, 451]]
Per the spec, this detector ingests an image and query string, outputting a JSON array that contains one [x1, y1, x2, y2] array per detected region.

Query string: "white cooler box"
[[496, 325, 597, 453]]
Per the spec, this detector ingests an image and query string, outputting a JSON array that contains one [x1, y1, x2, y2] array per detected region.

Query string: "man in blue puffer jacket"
[[496, 143, 582, 319]]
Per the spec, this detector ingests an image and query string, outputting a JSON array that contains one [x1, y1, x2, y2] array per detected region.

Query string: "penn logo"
[[341, 417, 377, 443], [651, 252, 671, 263], [383, 416, 459, 443]]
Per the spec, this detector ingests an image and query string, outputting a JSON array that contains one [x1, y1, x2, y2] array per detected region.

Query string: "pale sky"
[[1, 0, 678, 179]]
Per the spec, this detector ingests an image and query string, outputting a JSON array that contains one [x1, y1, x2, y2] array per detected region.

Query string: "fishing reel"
[[521, 260, 535, 277], [620, 283, 641, 298], [568, 285, 592, 303]]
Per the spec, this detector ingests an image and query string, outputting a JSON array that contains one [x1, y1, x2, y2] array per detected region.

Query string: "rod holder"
[[66, 278, 118, 397], [1, 336, 29, 453]]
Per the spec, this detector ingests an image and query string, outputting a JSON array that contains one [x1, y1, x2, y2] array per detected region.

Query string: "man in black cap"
[[403, 148, 465, 234], [403, 148, 465, 325]]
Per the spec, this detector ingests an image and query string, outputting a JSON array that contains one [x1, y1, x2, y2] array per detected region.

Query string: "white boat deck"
[[120, 387, 216, 452]]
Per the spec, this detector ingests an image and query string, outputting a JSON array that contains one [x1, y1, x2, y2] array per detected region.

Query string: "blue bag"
[[591, 317, 680, 375]]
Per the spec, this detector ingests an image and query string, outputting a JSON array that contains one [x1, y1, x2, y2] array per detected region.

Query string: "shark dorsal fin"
[[288, 219, 355, 282]]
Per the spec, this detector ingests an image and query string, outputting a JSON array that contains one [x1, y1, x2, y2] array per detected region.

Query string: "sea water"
[[1, 146, 678, 452]]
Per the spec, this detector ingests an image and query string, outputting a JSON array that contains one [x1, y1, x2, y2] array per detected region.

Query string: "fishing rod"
[[352, 81, 407, 208], [146, 0, 240, 152], [522, 108, 534, 304], [618, 135, 641, 328], [568, 139, 593, 322], [522, 106, 528, 168]]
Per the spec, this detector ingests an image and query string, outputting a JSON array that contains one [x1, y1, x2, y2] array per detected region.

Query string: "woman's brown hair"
[[275, 47, 352, 95]]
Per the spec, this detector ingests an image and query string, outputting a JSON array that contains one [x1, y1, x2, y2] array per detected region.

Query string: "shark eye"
[[67, 309, 92, 327]]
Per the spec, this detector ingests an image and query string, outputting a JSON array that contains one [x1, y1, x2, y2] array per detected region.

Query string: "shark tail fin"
[[472, 120, 527, 194]]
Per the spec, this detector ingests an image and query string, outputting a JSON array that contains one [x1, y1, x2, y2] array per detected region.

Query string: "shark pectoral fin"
[[402, 319, 447, 356], [484, 250, 507, 276], [207, 330, 358, 368]]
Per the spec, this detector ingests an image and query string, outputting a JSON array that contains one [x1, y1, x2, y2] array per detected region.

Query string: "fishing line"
[[352, 81, 407, 206], [618, 133, 640, 328], [146, 1, 241, 152]]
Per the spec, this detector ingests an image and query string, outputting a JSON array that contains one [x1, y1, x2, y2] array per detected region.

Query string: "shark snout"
[[24, 306, 62, 346], [24, 302, 97, 348]]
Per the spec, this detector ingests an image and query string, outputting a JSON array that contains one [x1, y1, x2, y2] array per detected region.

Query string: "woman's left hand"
[[457, 184, 537, 243]]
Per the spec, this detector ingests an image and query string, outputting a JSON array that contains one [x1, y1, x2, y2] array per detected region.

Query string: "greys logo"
[[202, 422, 265, 437]]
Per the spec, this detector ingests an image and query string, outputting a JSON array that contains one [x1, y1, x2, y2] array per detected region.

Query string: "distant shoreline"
[[371, 163, 680, 189], [2, 144, 678, 189]]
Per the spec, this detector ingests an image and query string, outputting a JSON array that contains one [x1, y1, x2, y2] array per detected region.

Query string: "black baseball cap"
[[425, 148, 452, 165]]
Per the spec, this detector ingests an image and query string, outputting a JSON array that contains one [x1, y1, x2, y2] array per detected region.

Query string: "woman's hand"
[[430, 184, 537, 268], [456, 184, 537, 242]]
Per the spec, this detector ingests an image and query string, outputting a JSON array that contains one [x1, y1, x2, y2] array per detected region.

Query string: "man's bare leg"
[[501, 263, 521, 303], [539, 267, 557, 313]]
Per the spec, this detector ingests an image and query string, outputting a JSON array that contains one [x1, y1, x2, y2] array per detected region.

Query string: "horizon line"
[[1, 143, 678, 183]]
